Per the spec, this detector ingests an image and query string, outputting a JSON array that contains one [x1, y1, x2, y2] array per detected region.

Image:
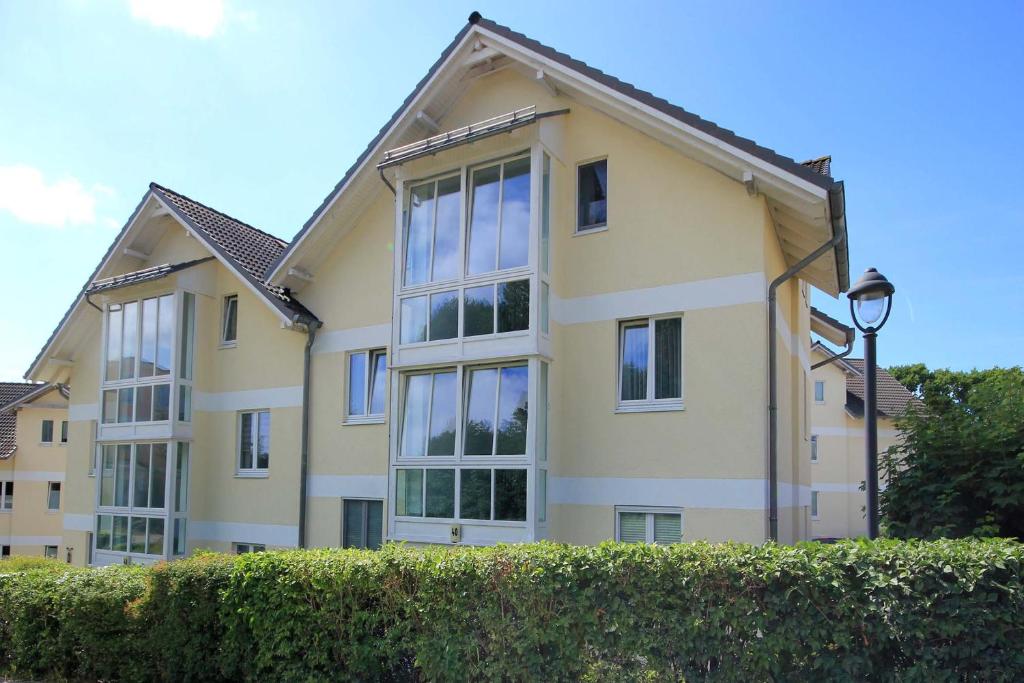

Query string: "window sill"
[[573, 224, 608, 236], [234, 470, 269, 479], [615, 401, 684, 414], [219, 342, 238, 350], [39, 442, 54, 447], [46, 510, 60, 515], [343, 415, 385, 426], [58, 443, 68, 447]]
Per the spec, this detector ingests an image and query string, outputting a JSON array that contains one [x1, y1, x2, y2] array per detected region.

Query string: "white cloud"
[[0, 165, 98, 228], [128, 0, 225, 38]]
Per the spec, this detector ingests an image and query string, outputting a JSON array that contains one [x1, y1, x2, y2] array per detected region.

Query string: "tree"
[[880, 365, 1024, 540]]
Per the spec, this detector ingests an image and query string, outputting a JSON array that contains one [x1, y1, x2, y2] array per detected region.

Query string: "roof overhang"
[[810, 306, 855, 347], [0, 383, 62, 413], [269, 16, 850, 296]]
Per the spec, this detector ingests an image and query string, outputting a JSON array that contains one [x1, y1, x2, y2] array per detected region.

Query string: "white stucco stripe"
[[0, 471, 65, 482], [814, 426, 899, 438], [68, 403, 99, 422], [308, 474, 387, 498], [63, 513, 94, 532], [775, 302, 811, 374], [0, 535, 63, 546], [193, 386, 303, 412], [190, 520, 298, 547], [551, 272, 766, 326], [313, 323, 392, 355]]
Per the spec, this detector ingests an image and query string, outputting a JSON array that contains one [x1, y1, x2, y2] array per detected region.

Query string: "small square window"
[[41, 420, 54, 443], [577, 159, 608, 232], [616, 508, 682, 543], [342, 499, 384, 549], [44, 545, 58, 559], [1, 545, 10, 558], [222, 295, 239, 344], [814, 380, 825, 403], [233, 542, 265, 554]]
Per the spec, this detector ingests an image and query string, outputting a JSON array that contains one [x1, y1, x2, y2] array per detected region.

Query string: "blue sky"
[[1, 1, 1021, 381]]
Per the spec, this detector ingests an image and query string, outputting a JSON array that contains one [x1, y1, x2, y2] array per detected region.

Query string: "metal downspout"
[[298, 319, 321, 549], [767, 186, 846, 542], [810, 335, 854, 370]]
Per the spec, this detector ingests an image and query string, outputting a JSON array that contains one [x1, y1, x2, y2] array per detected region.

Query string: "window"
[[99, 443, 168, 509], [95, 514, 164, 555], [464, 365, 528, 456], [464, 279, 529, 337], [60, 420, 68, 444], [467, 157, 531, 275], [41, 420, 54, 443], [814, 380, 825, 403], [616, 508, 682, 543], [238, 410, 270, 473], [810, 435, 819, 463], [404, 175, 461, 285], [811, 491, 820, 519], [234, 542, 265, 554], [347, 350, 387, 422], [44, 545, 58, 559], [105, 295, 174, 381], [222, 295, 238, 344], [400, 370, 457, 458], [395, 467, 527, 522], [343, 499, 384, 549], [577, 159, 608, 231], [47, 482, 61, 511], [86, 532, 93, 565], [1, 545, 9, 558], [618, 316, 683, 409], [0, 482, 12, 510]]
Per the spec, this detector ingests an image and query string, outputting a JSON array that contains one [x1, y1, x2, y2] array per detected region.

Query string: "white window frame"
[[40, 419, 54, 444], [221, 294, 239, 347], [811, 490, 820, 519], [575, 156, 609, 234], [810, 434, 819, 463], [0, 481, 13, 511], [236, 410, 270, 477], [341, 498, 385, 549], [47, 482, 61, 512], [616, 315, 684, 413], [345, 349, 388, 425], [614, 506, 684, 543], [43, 545, 58, 559], [233, 542, 265, 554], [814, 380, 826, 404]]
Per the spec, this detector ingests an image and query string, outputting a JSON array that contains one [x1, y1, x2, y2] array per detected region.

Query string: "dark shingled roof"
[[802, 156, 832, 177], [87, 258, 214, 294], [0, 383, 51, 458], [845, 359, 920, 418]]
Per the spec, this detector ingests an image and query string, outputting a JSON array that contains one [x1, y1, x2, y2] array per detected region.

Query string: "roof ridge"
[[149, 182, 289, 248]]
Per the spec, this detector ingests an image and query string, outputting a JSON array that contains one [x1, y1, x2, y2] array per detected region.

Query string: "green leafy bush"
[[0, 540, 1020, 681]]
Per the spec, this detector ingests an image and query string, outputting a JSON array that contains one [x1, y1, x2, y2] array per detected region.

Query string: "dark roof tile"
[[846, 360, 921, 418], [0, 382, 51, 458]]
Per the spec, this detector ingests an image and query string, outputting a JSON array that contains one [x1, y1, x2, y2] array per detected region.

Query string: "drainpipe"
[[297, 318, 322, 549], [767, 185, 846, 542], [810, 334, 854, 370]]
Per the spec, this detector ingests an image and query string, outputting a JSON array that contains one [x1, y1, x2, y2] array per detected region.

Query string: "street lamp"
[[847, 267, 895, 540]]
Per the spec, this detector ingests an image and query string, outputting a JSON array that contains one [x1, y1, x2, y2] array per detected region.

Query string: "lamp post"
[[847, 268, 895, 539]]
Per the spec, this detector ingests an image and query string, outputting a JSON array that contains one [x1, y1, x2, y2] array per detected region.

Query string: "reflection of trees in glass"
[[429, 293, 459, 340], [427, 427, 455, 457], [494, 469, 526, 521], [424, 469, 455, 518], [464, 287, 493, 336], [620, 363, 647, 401], [463, 419, 494, 455], [460, 469, 491, 519], [496, 403, 528, 455], [497, 280, 529, 332]]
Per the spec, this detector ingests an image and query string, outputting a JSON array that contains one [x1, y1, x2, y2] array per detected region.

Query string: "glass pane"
[[541, 153, 550, 274], [463, 285, 494, 337], [432, 176, 461, 282], [175, 443, 189, 513], [178, 385, 192, 422], [121, 301, 137, 379], [578, 159, 608, 229], [61, 421, 68, 443], [427, 372, 457, 456], [223, 297, 237, 342], [429, 290, 459, 341], [106, 306, 122, 381], [147, 517, 165, 555], [401, 375, 430, 458], [140, 297, 157, 377], [97, 515, 112, 551], [467, 164, 501, 275], [102, 390, 117, 424], [348, 352, 367, 416], [654, 318, 682, 400], [498, 157, 530, 270], [135, 385, 152, 422], [497, 279, 529, 333], [369, 352, 387, 415], [156, 294, 174, 375], [653, 514, 681, 543], [537, 469, 547, 523], [425, 469, 455, 518], [811, 491, 819, 517], [150, 444, 167, 509], [343, 499, 365, 548], [48, 483, 60, 510], [118, 387, 134, 423], [459, 469, 491, 520], [538, 363, 548, 462], [400, 296, 428, 344], [540, 282, 549, 335], [366, 500, 383, 550], [153, 384, 170, 421], [100, 446, 115, 506], [41, 420, 53, 442], [620, 324, 649, 401], [239, 413, 254, 469], [404, 182, 435, 286], [173, 518, 187, 555], [180, 292, 195, 380], [131, 517, 147, 553], [464, 368, 497, 455], [256, 412, 270, 469], [494, 469, 526, 521], [112, 515, 128, 552], [619, 512, 646, 542], [396, 469, 423, 517], [815, 381, 825, 402], [496, 366, 528, 455], [115, 445, 131, 507], [133, 444, 151, 508]]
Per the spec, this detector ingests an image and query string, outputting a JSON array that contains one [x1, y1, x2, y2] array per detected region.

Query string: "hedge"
[[1, 539, 1022, 681]]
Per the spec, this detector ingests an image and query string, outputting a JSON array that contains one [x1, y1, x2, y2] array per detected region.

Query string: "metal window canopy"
[[377, 105, 569, 169], [87, 257, 214, 295]]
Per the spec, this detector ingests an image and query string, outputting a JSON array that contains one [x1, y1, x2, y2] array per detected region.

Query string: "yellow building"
[[809, 332, 917, 540], [0, 383, 69, 559], [28, 13, 851, 565]]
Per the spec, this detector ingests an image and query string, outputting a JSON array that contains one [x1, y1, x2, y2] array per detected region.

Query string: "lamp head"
[[847, 268, 895, 328]]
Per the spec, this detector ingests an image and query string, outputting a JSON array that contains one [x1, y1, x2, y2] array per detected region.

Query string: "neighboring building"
[[810, 334, 917, 540], [0, 382, 69, 559], [28, 13, 851, 565]]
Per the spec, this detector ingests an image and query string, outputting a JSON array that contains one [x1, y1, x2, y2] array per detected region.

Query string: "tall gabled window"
[[467, 157, 531, 275], [41, 420, 54, 443], [222, 295, 238, 345], [238, 410, 270, 473], [577, 158, 608, 232], [347, 349, 387, 422], [404, 176, 461, 285], [618, 316, 683, 409]]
